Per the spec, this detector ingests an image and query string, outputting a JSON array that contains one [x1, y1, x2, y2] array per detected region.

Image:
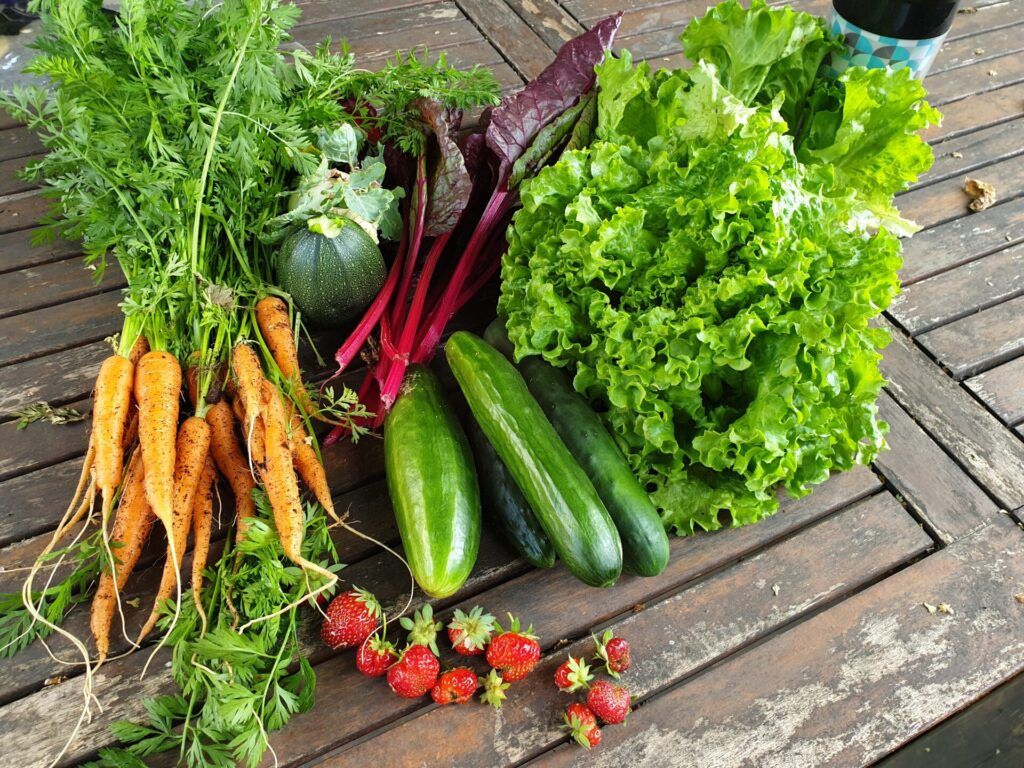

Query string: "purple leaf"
[[485, 12, 623, 174], [417, 99, 473, 237]]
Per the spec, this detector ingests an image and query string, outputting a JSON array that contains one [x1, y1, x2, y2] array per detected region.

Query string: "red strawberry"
[[447, 606, 496, 656], [355, 633, 397, 677], [594, 630, 631, 677], [386, 644, 440, 698], [587, 680, 631, 724], [564, 702, 601, 749], [479, 669, 511, 709], [400, 604, 443, 655], [486, 614, 540, 682], [321, 587, 381, 650], [553, 655, 593, 693], [430, 668, 479, 705]]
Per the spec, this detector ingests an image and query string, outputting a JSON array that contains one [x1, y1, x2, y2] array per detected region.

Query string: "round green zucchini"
[[384, 365, 480, 598], [446, 331, 621, 588]]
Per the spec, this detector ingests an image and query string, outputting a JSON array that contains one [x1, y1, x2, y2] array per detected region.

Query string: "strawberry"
[[430, 667, 479, 705], [564, 702, 601, 749], [587, 680, 631, 724], [553, 654, 593, 693], [400, 604, 443, 655], [386, 644, 440, 698], [478, 669, 511, 709], [320, 587, 381, 650], [447, 606, 496, 656], [486, 613, 540, 682], [355, 633, 397, 677], [594, 630, 631, 677]]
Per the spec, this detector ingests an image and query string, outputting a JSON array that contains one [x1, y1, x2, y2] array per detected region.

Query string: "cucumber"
[[486, 320, 670, 576], [384, 365, 480, 598], [446, 331, 622, 588], [465, 416, 556, 570]]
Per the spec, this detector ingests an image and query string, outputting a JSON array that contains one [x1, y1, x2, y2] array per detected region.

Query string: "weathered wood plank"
[[924, 49, 1024, 106], [314, 493, 931, 768], [0, 228, 79, 274], [0, 155, 36, 197], [0, 459, 84, 549], [0, 257, 124, 321], [294, 0, 445, 27], [878, 316, 1024, 509], [0, 191, 50, 235], [265, 467, 881, 766], [297, 2, 463, 39], [896, 152, 1024, 233], [0, 340, 109, 421], [502, 0, 584, 51], [922, 81, 1024, 144], [0, 289, 122, 368], [0, 127, 43, 164], [876, 670, 1024, 768], [0, 397, 90, 482], [965, 355, 1024, 426], [456, 0, 558, 79], [899, 194, 1024, 285], [912, 117, 1024, 192], [890, 242, 1024, 334], [918, 294, 1024, 379], [933, 21, 1024, 75], [874, 391, 999, 544], [532, 515, 1024, 768]]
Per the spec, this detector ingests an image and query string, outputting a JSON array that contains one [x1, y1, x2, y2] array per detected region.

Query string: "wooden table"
[[2, 1, 1023, 766]]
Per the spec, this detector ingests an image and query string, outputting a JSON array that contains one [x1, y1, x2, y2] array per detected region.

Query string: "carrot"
[[138, 416, 210, 641], [127, 335, 149, 366], [93, 354, 136, 519], [205, 400, 257, 542], [231, 395, 266, 475], [191, 457, 217, 635], [134, 351, 182, 528], [231, 344, 270, 464], [256, 296, 315, 417], [89, 451, 155, 660], [184, 365, 201, 410], [288, 406, 336, 521]]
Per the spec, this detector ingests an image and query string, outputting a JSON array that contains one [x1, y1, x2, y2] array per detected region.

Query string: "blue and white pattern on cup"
[[827, 12, 947, 79]]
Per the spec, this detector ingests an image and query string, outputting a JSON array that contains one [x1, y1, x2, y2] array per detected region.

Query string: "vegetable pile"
[[500, 0, 938, 533], [0, 1, 497, 765]]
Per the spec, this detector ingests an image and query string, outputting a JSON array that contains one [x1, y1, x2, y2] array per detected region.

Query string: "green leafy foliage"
[[99, 491, 342, 768], [500, 2, 937, 534]]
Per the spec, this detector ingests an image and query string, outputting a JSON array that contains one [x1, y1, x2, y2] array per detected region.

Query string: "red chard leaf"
[[485, 12, 623, 174], [417, 99, 472, 236]]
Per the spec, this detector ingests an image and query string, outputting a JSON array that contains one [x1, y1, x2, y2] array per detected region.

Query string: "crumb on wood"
[[923, 602, 938, 614], [973, 48, 985, 55], [938, 603, 953, 615], [964, 178, 996, 212], [951, 151, 963, 159], [958, 5, 977, 12], [771, 584, 780, 596], [126, 597, 141, 608], [1014, 594, 1024, 604], [44, 676, 66, 687], [987, 69, 998, 77], [632, 603, 645, 613]]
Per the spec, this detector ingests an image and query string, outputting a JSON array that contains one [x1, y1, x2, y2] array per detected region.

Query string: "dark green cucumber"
[[486, 320, 670, 576], [446, 331, 622, 588], [466, 416, 556, 569], [384, 365, 480, 598]]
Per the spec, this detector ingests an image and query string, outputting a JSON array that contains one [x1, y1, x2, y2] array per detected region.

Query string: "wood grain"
[[874, 391, 999, 543], [878, 316, 1024, 510], [0, 397, 90, 482], [0, 340, 110, 421], [502, 0, 584, 51], [918, 294, 1024, 378], [912, 117, 1024, 192], [532, 515, 1024, 768], [890, 242, 1024, 334], [898, 194, 1024, 285], [314, 493, 930, 768], [965, 355, 1024, 426], [0, 227, 79, 274], [456, 0, 559, 79], [0, 257, 124, 321]]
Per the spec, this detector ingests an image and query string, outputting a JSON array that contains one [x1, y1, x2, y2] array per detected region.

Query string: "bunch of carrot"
[[27, 297, 334, 665]]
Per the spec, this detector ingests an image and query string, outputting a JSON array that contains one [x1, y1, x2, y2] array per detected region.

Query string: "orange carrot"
[[206, 400, 257, 542], [89, 451, 155, 660], [288, 406, 336, 520], [231, 395, 266, 475], [93, 354, 136, 520], [259, 379, 306, 564], [134, 351, 182, 528], [256, 296, 315, 417], [138, 416, 210, 641], [231, 344, 270, 464], [127, 335, 149, 366], [191, 457, 217, 634]]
